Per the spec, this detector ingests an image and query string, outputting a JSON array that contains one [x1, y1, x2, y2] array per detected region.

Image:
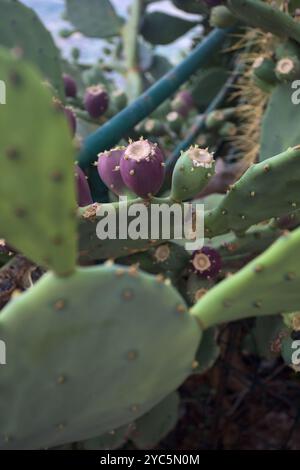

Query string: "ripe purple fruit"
[[64, 106, 77, 137], [97, 147, 127, 196], [171, 90, 194, 117], [52, 98, 76, 137], [84, 85, 109, 119], [120, 139, 165, 198], [75, 165, 93, 207], [191, 247, 222, 279], [63, 74, 77, 98]]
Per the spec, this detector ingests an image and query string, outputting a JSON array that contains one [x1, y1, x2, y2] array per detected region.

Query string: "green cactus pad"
[[216, 225, 282, 264], [79, 424, 132, 450], [65, 0, 122, 39], [191, 227, 300, 330], [78, 201, 160, 262], [0, 264, 201, 449], [80, 392, 179, 450], [0, 0, 64, 98], [140, 12, 198, 46], [227, 0, 300, 44], [243, 315, 287, 360], [118, 242, 189, 281], [0, 49, 77, 276], [192, 327, 220, 375], [191, 67, 228, 111], [78, 198, 192, 262], [130, 392, 179, 449], [260, 84, 300, 161], [205, 147, 300, 237]]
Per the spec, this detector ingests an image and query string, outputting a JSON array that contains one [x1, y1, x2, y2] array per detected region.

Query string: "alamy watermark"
[[291, 340, 300, 365], [291, 80, 300, 104], [0, 80, 6, 104], [95, 196, 205, 251], [0, 340, 6, 365]]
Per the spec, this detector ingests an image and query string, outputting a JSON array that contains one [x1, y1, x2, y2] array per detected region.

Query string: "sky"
[[21, 0, 202, 63]]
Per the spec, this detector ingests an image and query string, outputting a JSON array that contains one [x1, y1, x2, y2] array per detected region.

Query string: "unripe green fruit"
[[205, 108, 235, 130], [171, 147, 215, 202], [210, 5, 236, 28], [252, 57, 277, 85]]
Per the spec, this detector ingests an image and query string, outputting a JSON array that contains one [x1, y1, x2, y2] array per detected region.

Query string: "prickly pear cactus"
[[2, 0, 300, 451], [0, 264, 200, 449], [0, 48, 77, 276], [0, 0, 64, 97]]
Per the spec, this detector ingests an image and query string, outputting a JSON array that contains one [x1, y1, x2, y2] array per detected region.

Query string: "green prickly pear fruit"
[[171, 146, 215, 202], [143, 119, 166, 137], [205, 108, 236, 130], [111, 89, 128, 112], [210, 5, 236, 28], [166, 111, 183, 134], [251, 57, 277, 85]]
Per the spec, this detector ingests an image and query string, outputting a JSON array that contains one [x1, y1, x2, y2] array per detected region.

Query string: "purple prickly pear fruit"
[[64, 106, 77, 137], [191, 247, 222, 279], [52, 98, 76, 137], [97, 147, 127, 196], [84, 85, 109, 119], [120, 139, 165, 198], [171, 90, 194, 117], [75, 165, 93, 207], [63, 74, 77, 98]]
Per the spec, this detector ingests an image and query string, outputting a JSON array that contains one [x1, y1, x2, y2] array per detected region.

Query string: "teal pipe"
[[78, 27, 233, 200]]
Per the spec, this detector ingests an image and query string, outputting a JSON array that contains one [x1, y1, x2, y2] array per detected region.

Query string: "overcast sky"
[[21, 0, 201, 63]]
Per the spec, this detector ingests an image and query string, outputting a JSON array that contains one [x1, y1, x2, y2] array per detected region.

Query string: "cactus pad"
[[0, 49, 77, 276], [191, 227, 300, 330], [205, 147, 300, 237], [0, 264, 201, 449], [260, 84, 300, 161], [0, 0, 64, 97]]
